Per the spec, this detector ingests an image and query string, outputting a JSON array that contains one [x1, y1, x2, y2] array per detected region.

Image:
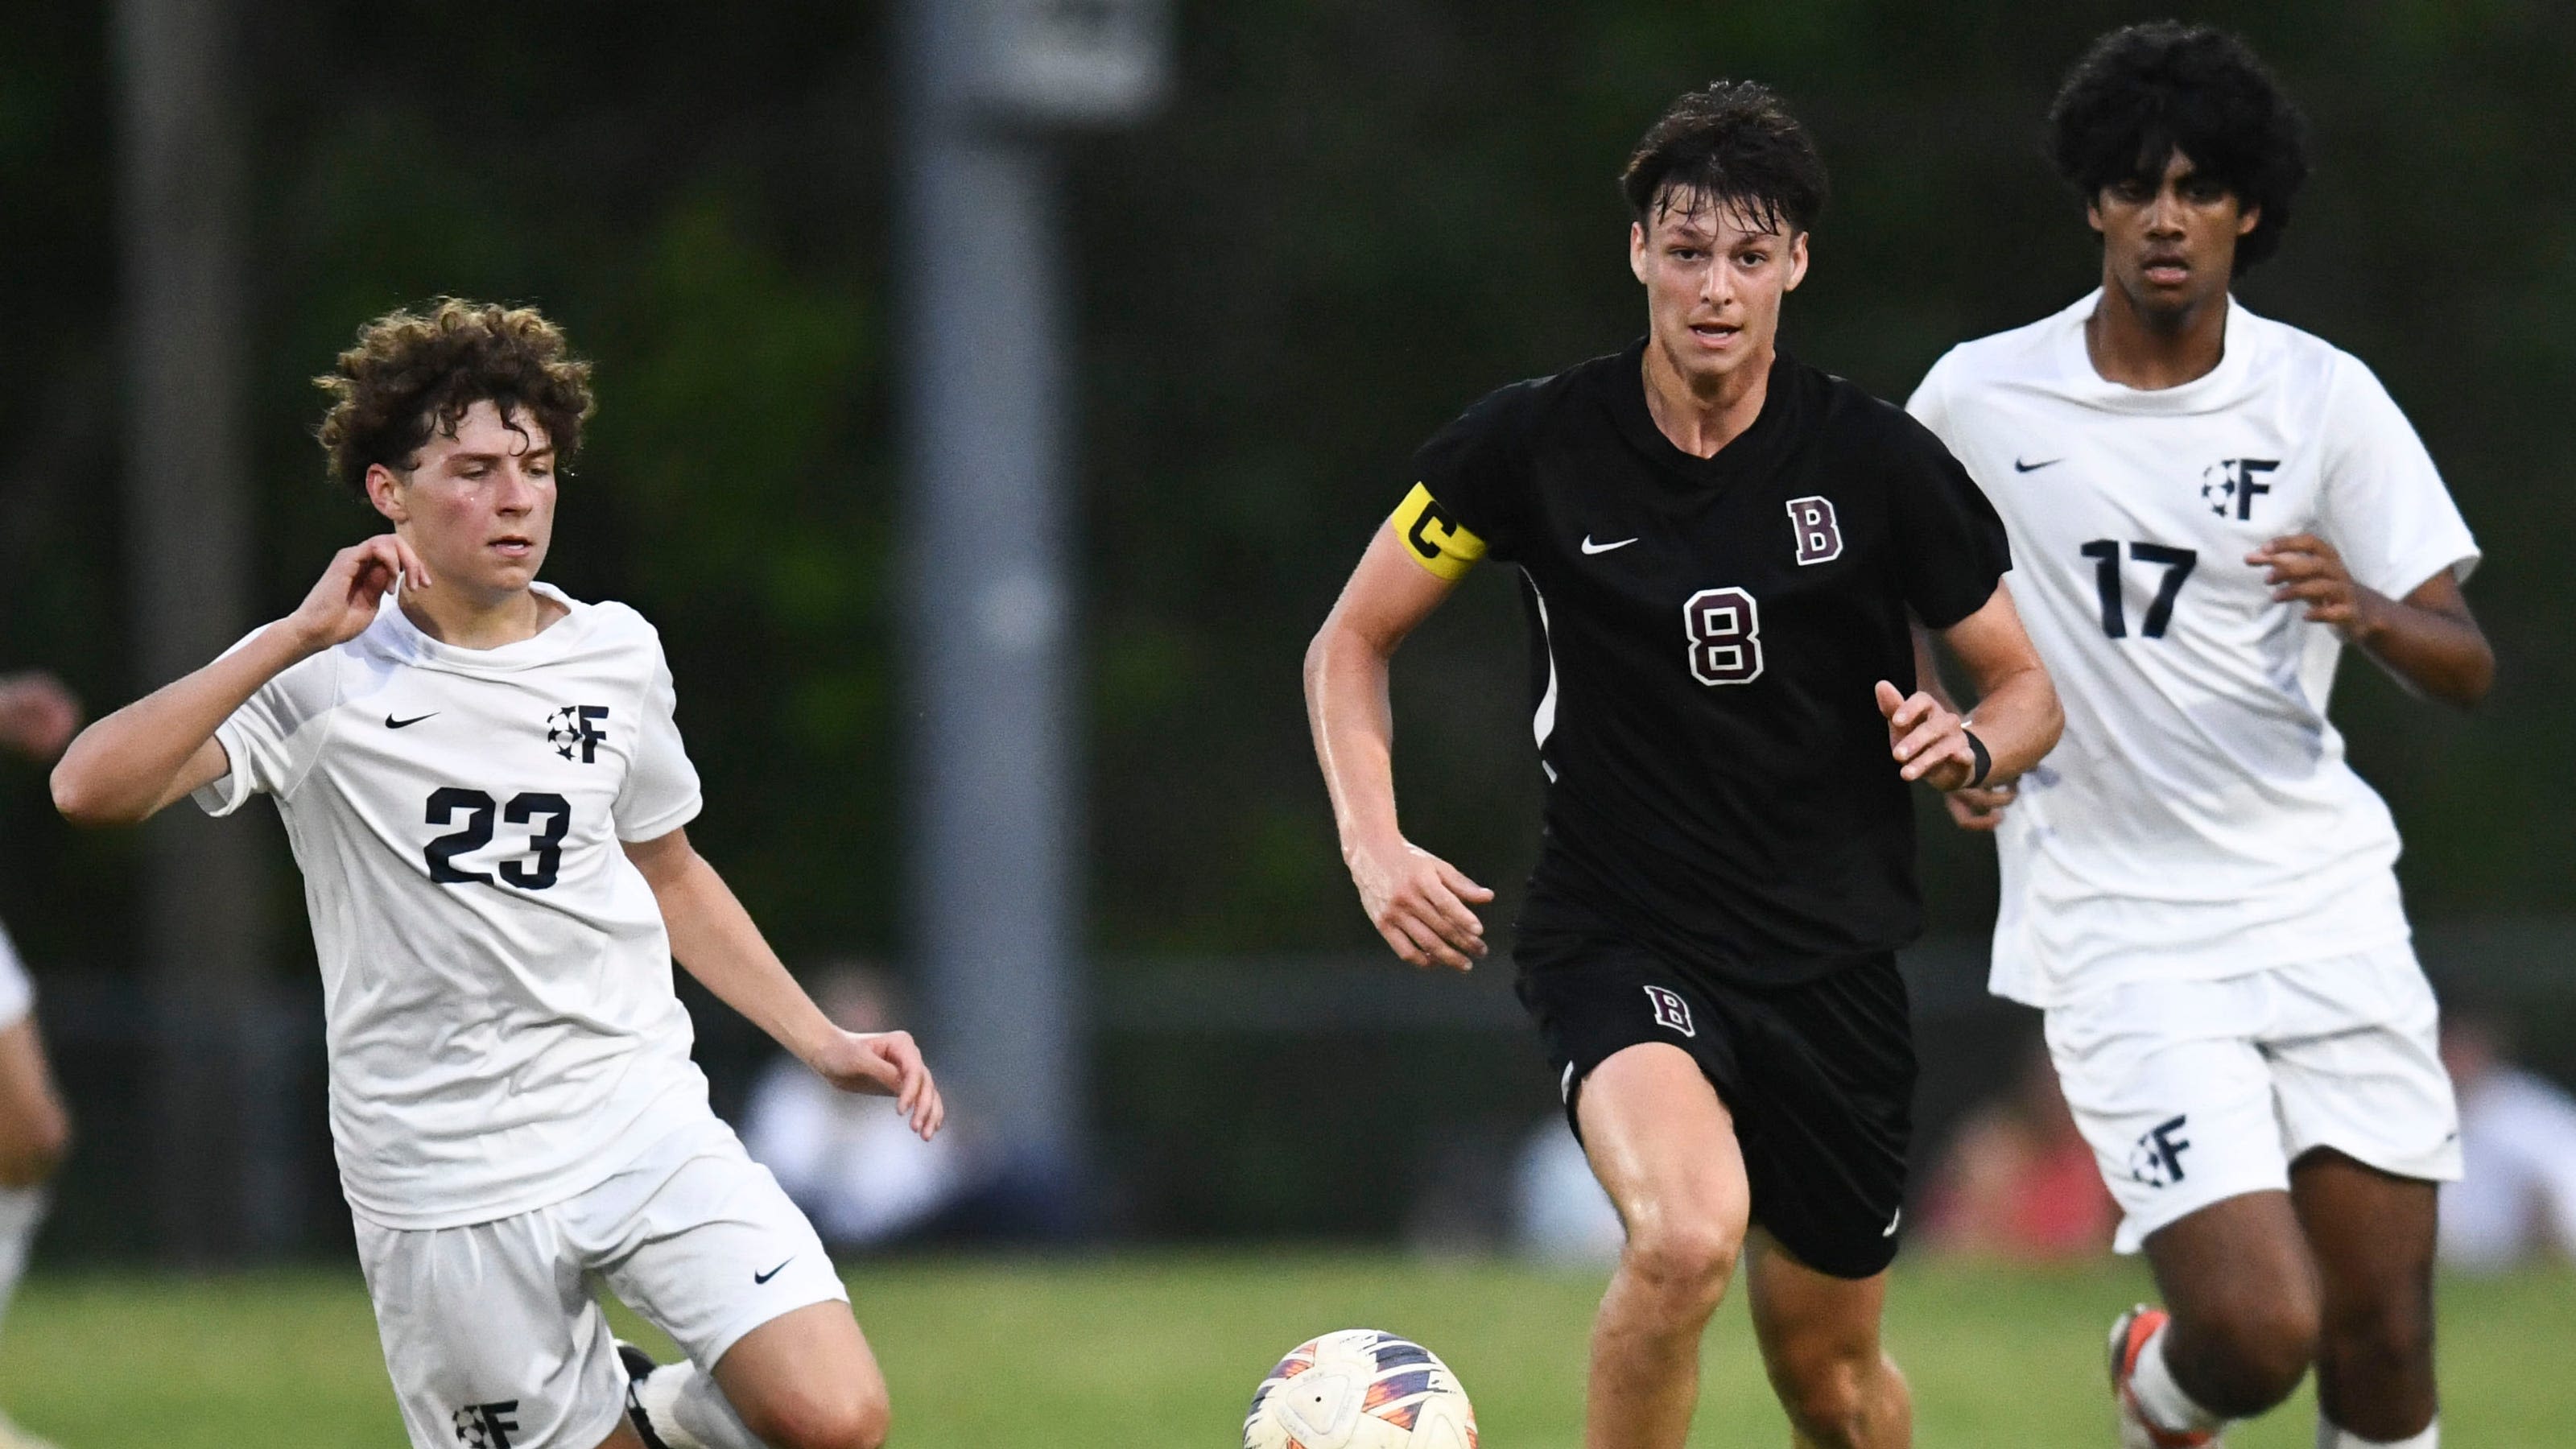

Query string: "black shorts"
[[1515, 921, 1916, 1279]]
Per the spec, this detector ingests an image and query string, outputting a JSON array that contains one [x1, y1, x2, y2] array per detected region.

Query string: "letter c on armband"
[[1389, 483, 1488, 581]]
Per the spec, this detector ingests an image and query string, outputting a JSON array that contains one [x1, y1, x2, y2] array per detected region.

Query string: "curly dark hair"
[[1620, 80, 1829, 236], [314, 299, 595, 496], [2048, 23, 2310, 274]]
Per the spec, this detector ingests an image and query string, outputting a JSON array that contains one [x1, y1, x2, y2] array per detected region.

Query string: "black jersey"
[[1400, 341, 2010, 985]]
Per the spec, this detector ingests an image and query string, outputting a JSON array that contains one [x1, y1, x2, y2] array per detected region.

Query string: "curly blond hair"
[[314, 298, 596, 494]]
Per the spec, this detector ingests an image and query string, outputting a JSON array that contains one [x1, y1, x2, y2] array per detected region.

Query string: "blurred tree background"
[[2, 2, 2569, 1246]]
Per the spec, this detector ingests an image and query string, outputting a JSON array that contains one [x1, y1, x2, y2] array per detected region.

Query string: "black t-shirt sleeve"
[[1884, 411, 2012, 629], [1406, 381, 1538, 564]]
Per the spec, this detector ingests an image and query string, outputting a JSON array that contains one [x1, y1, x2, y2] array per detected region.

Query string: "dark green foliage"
[[2, 0, 2569, 985]]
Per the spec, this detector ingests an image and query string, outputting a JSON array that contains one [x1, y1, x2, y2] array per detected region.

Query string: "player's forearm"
[[2350, 593, 2493, 708], [52, 619, 314, 825], [1927, 583, 2062, 786], [1963, 662, 2062, 782], [650, 851, 840, 1064], [1909, 622, 1962, 713], [1303, 623, 1406, 857]]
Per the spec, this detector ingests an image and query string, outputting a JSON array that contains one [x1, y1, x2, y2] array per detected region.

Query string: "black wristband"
[[1963, 729, 1992, 789]]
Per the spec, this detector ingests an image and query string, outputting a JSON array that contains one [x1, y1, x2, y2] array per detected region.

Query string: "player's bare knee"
[[749, 1380, 890, 1449], [2320, 1291, 2434, 1378], [832, 1392, 892, 1449], [1621, 1212, 1740, 1317], [1767, 1347, 1880, 1448], [2186, 1295, 2317, 1412]]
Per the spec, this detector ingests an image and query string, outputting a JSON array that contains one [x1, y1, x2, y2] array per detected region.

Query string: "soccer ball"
[[1242, 1328, 1478, 1449]]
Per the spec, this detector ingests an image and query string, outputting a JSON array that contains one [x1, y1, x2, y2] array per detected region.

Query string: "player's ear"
[[1629, 220, 1649, 285], [365, 464, 407, 525], [2086, 196, 2107, 235], [1785, 230, 1810, 292], [2235, 203, 2260, 237]]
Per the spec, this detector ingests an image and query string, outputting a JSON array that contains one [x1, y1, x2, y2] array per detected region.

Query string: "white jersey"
[[0, 914, 31, 1029], [195, 584, 712, 1228], [1909, 293, 2478, 1007]]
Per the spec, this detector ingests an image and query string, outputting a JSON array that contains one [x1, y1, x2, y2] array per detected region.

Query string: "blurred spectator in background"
[[741, 963, 1080, 1248], [2437, 1012, 2576, 1270], [741, 964, 964, 1245], [0, 671, 78, 1449], [1510, 1117, 1624, 1264], [1918, 1040, 2116, 1260]]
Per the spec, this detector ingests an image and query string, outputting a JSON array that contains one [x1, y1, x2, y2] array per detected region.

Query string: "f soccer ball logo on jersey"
[[544, 704, 609, 763], [451, 1401, 520, 1449], [2197, 458, 2277, 521]]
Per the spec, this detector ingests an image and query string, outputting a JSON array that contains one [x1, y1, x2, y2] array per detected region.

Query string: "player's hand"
[[1875, 679, 1977, 792], [807, 1028, 944, 1141], [0, 671, 82, 762], [1943, 782, 2016, 832], [285, 535, 427, 652], [1346, 833, 1492, 972], [2248, 533, 2382, 642]]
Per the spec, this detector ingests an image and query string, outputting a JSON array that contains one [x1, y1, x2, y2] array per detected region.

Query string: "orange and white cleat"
[[2108, 1304, 2221, 1448]]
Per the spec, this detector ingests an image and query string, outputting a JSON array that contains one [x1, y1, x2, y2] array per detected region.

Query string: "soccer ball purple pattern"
[[1243, 1329, 1477, 1449]]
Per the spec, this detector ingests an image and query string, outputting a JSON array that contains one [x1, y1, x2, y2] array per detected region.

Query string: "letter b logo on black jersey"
[[1785, 495, 1843, 565]]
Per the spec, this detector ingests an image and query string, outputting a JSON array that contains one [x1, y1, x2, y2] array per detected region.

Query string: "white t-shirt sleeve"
[[1902, 351, 1956, 439], [613, 631, 704, 841], [192, 638, 343, 817], [2316, 354, 2479, 598]]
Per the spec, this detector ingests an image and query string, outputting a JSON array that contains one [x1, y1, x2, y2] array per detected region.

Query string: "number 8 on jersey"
[[1683, 587, 1764, 686]]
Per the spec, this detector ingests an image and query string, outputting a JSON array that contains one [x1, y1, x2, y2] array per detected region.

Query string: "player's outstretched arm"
[[623, 828, 943, 1140], [2250, 535, 2493, 708], [1303, 527, 1495, 972], [1877, 580, 2062, 799], [51, 534, 427, 826]]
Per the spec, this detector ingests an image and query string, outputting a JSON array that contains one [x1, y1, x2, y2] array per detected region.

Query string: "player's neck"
[[2084, 277, 2231, 390], [398, 579, 564, 650], [1640, 336, 1773, 460]]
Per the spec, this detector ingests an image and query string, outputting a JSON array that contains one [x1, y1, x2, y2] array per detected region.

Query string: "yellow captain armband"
[[1389, 482, 1488, 581]]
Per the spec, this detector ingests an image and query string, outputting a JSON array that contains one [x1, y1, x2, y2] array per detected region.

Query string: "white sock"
[[2318, 1417, 2438, 1448], [0, 1186, 48, 1335], [638, 1360, 766, 1449], [2129, 1322, 2228, 1436]]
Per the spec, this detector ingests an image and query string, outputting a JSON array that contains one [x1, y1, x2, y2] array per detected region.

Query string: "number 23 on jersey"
[[425, 788, 572, 890]]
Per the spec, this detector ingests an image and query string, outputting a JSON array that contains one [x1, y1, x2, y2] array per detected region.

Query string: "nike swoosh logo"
[[1881, 1208, 1903, 1238], [1579, 535, 1637, 555], [384, 712, 438, 729], [2012, 457, 2062, 473], [753, 1257, 793, 1284]]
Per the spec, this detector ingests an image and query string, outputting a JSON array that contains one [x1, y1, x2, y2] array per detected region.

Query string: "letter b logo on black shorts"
[[1644, 985, 1696, 1038]]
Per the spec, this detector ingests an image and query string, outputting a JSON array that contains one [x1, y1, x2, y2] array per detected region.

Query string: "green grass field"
[[0, 1254, 2564, 1446]]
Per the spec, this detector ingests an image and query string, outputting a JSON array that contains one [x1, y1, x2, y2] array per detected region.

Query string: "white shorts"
[[0, 918, 31, 1030], [354, 1111, 847, 1449], [2044, 942, 2461, 1254]]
